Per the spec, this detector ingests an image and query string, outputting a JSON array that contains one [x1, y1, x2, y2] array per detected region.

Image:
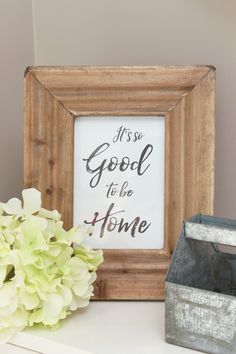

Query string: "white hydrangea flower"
[[0, 188, 103, 342]]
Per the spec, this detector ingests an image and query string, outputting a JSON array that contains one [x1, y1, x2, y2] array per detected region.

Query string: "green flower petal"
[[0, 266, 7, 287], [0, 215, 14, 227], [89, 272, 97, 284], [0, 296, 18, 317], [4, 232, 15, 246], [20, 220, 48, 251], [54, 222, 69, 244], [1, 198, 22, 216], [75, 245, 103, 271], [55, 247, 73, 266], [0, 326, 19, 343], [66, 226, 84, 245], [13, 270, 25, 287], [38, 208, 61, 221], [28, 215, 48, 231], [72, 280, 89, 297], [21, 292, 39, 310], [11, 307, 28, 327], [18, 249, 38, 266], [43, 294, 63, 318], [3, 250, 19, 268], [0, 245, 10, 258], [59, 287, 72, 306], [0, 282, 17, 308], [29, 309, 43, 326], [25, 284, 36, 294], [0, 204, 3, 216], [42, 307, 67, 326], [22, 188, 41, 215], [47, 244, 62, 257], [69, 294, 89, 310]]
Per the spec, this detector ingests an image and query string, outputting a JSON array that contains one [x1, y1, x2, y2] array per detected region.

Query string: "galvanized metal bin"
[[165, 214, 236, 354]]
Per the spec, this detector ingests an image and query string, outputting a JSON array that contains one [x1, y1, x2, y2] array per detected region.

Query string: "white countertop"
[[3, 302, 199, 354]]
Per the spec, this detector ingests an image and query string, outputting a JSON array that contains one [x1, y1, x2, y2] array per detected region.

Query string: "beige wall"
[[1, 0, 235, 219], [0, 0, 34, 201]]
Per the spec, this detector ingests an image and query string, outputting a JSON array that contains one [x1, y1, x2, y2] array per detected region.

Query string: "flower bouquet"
[[0, 188, 103, 341]]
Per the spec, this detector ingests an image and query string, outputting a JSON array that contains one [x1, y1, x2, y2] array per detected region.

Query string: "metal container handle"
[[185, 214, 236, 247]]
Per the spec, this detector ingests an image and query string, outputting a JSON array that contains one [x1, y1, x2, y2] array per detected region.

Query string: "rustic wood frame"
[[24, 66, 215, 300]]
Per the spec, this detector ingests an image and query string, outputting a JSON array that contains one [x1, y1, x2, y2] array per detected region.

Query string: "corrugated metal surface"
[[166, 214, 236, 354]]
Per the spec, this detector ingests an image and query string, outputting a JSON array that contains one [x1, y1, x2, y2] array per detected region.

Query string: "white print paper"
[[73, 116, 165, 249]]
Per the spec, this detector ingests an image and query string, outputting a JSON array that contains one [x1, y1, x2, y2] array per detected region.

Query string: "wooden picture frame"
[[24, 66, 215, 300]]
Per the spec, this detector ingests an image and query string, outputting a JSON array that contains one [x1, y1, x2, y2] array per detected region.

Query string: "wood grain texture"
[[24, 66, 215, 300], [24, 72, 74, 228], [26, 66, 211, 116]]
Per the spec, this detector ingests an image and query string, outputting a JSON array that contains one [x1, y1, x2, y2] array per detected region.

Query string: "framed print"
[[73, 115, 165, 250], [24, 66, 215, 300]]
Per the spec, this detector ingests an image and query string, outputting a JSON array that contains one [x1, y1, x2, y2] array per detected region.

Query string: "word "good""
[[83, 143, 153, 188]]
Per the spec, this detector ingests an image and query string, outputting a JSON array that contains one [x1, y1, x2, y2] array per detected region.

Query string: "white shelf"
[[5, 302, 199, 354]]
